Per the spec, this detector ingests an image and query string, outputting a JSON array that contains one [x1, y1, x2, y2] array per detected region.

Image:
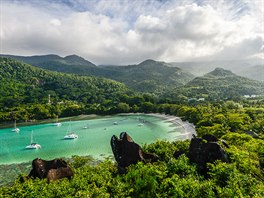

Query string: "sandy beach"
[[147, 113, 196, 140]]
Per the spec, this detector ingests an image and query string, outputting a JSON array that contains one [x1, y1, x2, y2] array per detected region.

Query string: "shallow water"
[[0, 114, 185, 165]]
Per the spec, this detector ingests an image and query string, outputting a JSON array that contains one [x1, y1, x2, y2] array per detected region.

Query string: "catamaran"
[[64, 133, 78, 139], [11, 120, 20, 133], [64, 122, 78, 139], [25, 131, 41, 149]]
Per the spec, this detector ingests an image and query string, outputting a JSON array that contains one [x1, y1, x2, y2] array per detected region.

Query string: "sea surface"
[[0, 114, 186, 165]]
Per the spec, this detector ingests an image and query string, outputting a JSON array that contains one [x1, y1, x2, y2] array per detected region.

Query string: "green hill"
[[204, 67, 235, 78], [0, 57, 128, 108], [0, 54, 98, 75], [101, 59, 194, 93], [185, 68, 263, 99], [171, 59, 262, 80], [162, 68, 264, 101], [0, 55, 194, 93]]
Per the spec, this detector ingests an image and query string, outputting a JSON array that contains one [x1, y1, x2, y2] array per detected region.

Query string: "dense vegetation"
[[1, 99, 263, 196], [2, 54, 263, 96], [171, 60, 263, 82], [1, 55, 194, 93], [99, 60, 194, 93], [163, 68, 264, 101], [0, 57, 133, 122], [0, 57, 263, 196], [0, 114, 263, 196], [1, 58, 263, 123]]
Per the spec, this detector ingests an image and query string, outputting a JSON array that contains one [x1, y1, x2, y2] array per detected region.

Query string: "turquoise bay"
[[0, 114, 186, 165]]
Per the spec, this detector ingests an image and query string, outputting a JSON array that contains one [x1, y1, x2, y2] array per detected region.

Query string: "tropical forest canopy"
[[1, 54, 195, 93]]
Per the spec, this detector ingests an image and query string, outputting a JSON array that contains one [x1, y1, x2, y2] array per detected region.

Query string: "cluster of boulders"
[[21, 132, 229, 182], [111, 132, 229, 176], [20, 158, 73, 182]]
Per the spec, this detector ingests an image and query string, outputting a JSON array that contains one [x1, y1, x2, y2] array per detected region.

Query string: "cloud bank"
[[0, 0, 263, 65]]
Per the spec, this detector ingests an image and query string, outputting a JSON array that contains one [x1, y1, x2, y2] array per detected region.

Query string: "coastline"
[[0, 114, 100, 129], [119, 112, 196, 140], [0, 113, 197, 139], [0, 113, 196, 187], [147, 113, 196, 140]]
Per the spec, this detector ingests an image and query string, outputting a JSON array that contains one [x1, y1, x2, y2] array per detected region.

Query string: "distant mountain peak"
[[64, 54, 84, 60], [35, 54, 61, 59], [139, 59, 170, 67], [139, 59, 157, 65], [206, 67, 235, 77], [63, 54, 96, 67]]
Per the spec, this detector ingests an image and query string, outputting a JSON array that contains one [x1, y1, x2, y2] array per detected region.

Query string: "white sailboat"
[[25, 131, 41, 149], [64, 122, 78, 139], [11, 120, 20, 133], [53, 116, 62, 126]]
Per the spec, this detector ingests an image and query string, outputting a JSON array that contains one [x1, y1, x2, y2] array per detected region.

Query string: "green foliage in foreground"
[[0, 134, 263, 197]]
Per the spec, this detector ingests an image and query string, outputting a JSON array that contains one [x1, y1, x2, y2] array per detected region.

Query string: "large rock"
[[21, 158, 73, 182], [110, 132, 159, 173], [174, 134, 229, 176], [46, 167, 74, 181]]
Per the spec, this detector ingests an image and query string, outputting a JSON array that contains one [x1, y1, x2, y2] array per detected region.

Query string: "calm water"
[[0, 114, 185, 165]]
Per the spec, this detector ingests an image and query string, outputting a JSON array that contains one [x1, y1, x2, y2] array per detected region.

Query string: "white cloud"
[[50, 19, 61, 26], [0, 0, 263, 65]]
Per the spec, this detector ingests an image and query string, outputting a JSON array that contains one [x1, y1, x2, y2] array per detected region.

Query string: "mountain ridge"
[[183, 67, 264, 99], [0, 54, 194, 93], [0, 57, 128, 108], [204, 68, 235, 78], [171, 59, 263, 81]]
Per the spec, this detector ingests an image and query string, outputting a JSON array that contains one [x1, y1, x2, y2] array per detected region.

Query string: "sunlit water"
[[0, 114, 186, 165]]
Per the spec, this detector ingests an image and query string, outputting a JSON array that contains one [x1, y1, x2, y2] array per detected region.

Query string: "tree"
[[140, 102, 154, 113], [116, 102, 130, 113]]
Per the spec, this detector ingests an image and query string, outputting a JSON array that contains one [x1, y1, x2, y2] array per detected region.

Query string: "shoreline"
[[0, 113, 196, 165], [0, 113, 197, 138], [0, 114, 101, 129], [146, 113, 196, 140], [0, 113, 196, 186]]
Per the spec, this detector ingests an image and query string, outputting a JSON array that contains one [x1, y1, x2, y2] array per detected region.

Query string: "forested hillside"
[[0, 58, 130, 121], [162, 68, 264, 101], [1, 55, 194, 93], [0, 54, 97, 70], [102, 59, 194, 93], [171, 59, 263, 81], [0, 57, 129, 104]]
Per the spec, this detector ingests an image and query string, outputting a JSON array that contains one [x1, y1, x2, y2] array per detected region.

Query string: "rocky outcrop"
[[174, 134, 229, 176], [20, 158, 73, 182], [110, 132, 159, 173]]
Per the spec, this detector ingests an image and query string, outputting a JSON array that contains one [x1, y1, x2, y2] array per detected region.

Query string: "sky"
[[0, 0, 263, 65]]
